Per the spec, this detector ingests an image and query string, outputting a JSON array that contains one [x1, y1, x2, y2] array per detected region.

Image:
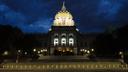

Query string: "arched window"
[[69, 33, 73, 37], [61, 38, 66, 45], [69, 38, 74, 46], [54, 33, 58, 37], [61, 33, 66, 37], [54, 38, 59, 46]]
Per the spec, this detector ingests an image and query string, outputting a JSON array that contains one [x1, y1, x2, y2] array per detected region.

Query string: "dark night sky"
[[0, 0, 128, 33]]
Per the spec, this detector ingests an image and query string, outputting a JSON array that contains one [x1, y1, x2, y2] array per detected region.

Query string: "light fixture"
[[76, 28, 79, 31], [3, 51, 8, 55], [18, 50, 21, 53], [38, 51, 40, 54], [33, 49, 36, 52], [66, 48, 69, 51], [70, 50, 73, 52], [91, 49, 94, 52], [63, 50, 65, 52], [49, 29, 52, 31], [119, 51, 123, 55], [87, 50, 90, 54], [41, 50, 43, 52], [44, 49, 47, 52], [25, 52, 27, 55], [84, 50, 87, 52], [80, 49, 83, 52]]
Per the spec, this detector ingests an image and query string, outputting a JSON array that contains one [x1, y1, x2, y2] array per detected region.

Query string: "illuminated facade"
[[28, 2, 98, 56], [48, 2, 79, 55]]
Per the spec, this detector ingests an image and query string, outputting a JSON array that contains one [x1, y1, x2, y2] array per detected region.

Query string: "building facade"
[[47, 2, 94, 55], [27, 2, 98, 56]]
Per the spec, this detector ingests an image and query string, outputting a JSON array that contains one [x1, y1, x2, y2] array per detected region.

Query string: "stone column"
[[74, 48, 77, 55], [50, 48, 54, 55]]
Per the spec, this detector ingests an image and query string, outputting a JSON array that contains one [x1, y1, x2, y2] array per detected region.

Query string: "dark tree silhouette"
[[93, 25, 128, 59], [0, 25, 23, 60]]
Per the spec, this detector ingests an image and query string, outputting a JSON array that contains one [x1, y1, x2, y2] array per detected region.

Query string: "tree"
[[93, 25, 128, 58], [0, 25, 23, 60]]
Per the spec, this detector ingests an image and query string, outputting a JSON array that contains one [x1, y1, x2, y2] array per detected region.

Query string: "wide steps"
[[1, 62, 128, 70]]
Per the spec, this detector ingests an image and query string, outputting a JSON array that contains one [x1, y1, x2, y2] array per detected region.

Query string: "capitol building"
[[29, 2, 98, 56]]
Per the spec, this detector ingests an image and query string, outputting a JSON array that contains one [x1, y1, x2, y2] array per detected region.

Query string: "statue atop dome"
[[61, 1, 66, 11]]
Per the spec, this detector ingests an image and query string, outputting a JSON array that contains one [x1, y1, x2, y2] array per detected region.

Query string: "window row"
[[54, 33, 74, 37], [54, 38, 74, 46]]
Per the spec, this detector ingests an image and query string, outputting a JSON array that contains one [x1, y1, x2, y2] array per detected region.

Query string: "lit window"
[[69, 38, 74, 46], [61, 38, 66, 45], [54, 38, 59, 46]]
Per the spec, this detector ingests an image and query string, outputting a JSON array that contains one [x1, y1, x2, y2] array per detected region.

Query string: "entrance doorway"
[[54, 47, 74, 56]]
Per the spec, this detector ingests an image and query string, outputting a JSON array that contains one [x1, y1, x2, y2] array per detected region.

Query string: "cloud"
[[0, 4, 10, 13], [0, 3, 53, 33], [97, 0, 123, 21], [1, 0, 55, 18], [0, 4, 27, 25], [26, 18, 53, 33]]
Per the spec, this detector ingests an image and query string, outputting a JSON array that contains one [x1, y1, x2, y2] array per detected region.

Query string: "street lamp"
[[87, 50, 90, 54], [3, 51, 8, 56], [41, 50, 43, 52], [91, 49, 94, 52], [25, 52, 27, 55], [80, 49, 83, 52], [38, 51, 40, 54], [16, 50, 20, 63], [119, 51, 124, 64], [18, 50, 21, 53], [33, 49, 36, 52], [84, 50, 87, 52]]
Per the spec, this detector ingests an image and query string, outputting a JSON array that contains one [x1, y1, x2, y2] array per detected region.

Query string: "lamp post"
[[16, 50, 21, 63], [33, 49, 36, 52], [16, 51, 19, 63], [119, 51, 124, 64]]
